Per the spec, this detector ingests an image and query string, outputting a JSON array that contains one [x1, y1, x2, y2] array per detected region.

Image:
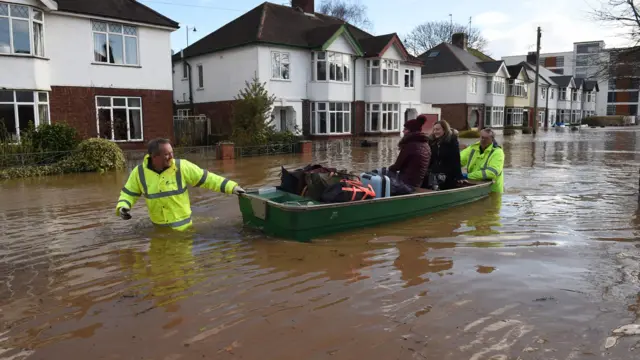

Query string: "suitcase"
[[360, 172, 391, 198]]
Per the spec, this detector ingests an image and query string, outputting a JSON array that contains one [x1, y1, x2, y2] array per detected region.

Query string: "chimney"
[[526, 51, 537, 65], [291, 0, 314, 13], [452, 32, 468, 50]]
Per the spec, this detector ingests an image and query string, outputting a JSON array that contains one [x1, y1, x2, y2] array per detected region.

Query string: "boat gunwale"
[[240, 181, 493, 212]]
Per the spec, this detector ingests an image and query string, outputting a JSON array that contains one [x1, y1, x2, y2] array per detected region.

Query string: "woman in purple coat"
[[388, 118, 431, 188]]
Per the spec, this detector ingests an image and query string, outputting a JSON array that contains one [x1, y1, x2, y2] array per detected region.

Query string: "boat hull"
[[238, 182, 493, 242]]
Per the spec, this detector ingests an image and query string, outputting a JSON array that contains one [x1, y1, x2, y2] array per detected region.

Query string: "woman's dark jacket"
[[424, 133, 463, 189], [388, 132, 431, 187]]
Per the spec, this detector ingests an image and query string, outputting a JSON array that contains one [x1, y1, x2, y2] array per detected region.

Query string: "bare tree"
[[403, 21, 488, 56], [590, 0, 640, 80], [317, 0, 372, 30]]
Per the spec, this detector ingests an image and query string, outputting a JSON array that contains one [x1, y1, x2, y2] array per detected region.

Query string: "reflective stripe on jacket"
[[116, 155, 238, 230], [460, 142, 505, 193]]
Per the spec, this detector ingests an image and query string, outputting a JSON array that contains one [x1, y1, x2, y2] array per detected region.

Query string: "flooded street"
[[1, 128, 640, 359]]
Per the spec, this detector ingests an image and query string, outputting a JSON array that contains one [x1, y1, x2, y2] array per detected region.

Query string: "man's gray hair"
[[147, 138, 171, 155], [481, 128, 495, 140]]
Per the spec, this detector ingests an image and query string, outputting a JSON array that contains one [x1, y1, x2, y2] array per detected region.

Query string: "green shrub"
[[30, 123, 79, 152], [522, 128, 533, 134], [503, 129, 517, 136], [458, 129, 481, 138], [59, 138, 125, 173], [582, 116, 625, 127]]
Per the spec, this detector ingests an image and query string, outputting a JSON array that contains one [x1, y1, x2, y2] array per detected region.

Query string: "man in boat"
[[460, 128, 504, 193], [115, 138, 245, 231]]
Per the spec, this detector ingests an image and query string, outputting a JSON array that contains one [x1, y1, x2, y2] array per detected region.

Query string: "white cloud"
[[473, 11, 510, 26], [476, 0, 631, 58]]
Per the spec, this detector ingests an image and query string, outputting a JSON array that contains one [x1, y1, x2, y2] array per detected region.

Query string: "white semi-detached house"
[[418, 33, 511, 130], [172, 0, 440, 137], [0, 0, 178, 147]]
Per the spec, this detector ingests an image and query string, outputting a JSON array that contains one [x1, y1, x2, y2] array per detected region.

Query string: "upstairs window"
[[559, 88, 567, 100], [197, 64, 204, 88], [508, 79, 527, 97], [486, 77, 506, 95], [92, 21, 139, 65], [0, 3, 44, 56], [540, 87, 547, 99], [404, 69, 415, 88], [366, 59, 399, 86], [572, 89, 579, 101], [550, 88, 555, 99], [313, 52, 350, 82], [271, 51, 290, 80], [469, 77, 477, 94]]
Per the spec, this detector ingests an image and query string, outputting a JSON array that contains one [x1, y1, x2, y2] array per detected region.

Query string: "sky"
[[139, 0, 633, 58]]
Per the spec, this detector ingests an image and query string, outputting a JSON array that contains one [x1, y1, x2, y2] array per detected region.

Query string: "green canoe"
[[237, 181, 493, 242]]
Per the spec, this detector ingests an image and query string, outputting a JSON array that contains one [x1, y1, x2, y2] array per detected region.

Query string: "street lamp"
[[186, 26, 197, 47]]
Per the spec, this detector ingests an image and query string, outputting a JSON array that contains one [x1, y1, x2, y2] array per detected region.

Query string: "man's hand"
[[120, 207, 132, 220], [232, 186, 246, 195]]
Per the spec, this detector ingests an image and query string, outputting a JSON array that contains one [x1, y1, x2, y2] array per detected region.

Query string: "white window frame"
[[0, 90, 50, 143], [182, 62, 188, 80], [559, 88, 567, 100], [313, 51, 350, 83], [556, 56, 565, 67], [365, 103, 400, 133], [404, 68, 415, 88], [0, 3, 45, 57], [366, 59, 399, 87], [486, 77, 506, 95], [540, 87, 547, 99], [91, 20, 139, 66], [508, 79, 526, 97], [506, 108, 524, 126], [271, 51, 291, 81], [197, 64, 204, 89], [485, 106, 504, 127], [95, 96, 144, 142], [550, 88, 555, 99], [310, 102, 351, 135], [469, 77, 477, 94]]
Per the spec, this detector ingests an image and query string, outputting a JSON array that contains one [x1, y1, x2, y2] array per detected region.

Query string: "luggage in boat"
[[280, 164, 341, 196], [360, 172, 391, 198], [371, 168, 415, 196], [321, 179, 376, 203]]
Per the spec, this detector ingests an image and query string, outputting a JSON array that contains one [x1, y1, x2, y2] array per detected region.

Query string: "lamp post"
[[186, 25, 197, 47]]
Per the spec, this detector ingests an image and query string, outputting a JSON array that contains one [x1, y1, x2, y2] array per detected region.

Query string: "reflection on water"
[[1, 128, 640, 359]]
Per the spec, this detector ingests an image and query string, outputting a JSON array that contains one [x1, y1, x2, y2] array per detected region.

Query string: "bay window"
[[366, 103, 399, 132], [366, 59, 399, 86], [313, 52, 350, 82], [0, 3, 45, 56], [485, 106, 504, 127], [486, 77, 506, 95], [0, 90, 50, 143], [559, 88, 567, 100], [506, 108, 523, 126], [310, 102, 350, 135], [271, 51, 290, 80], [92, 21, 139, 65], [96, 96, 143, 142], [508, 79, 526, 97]]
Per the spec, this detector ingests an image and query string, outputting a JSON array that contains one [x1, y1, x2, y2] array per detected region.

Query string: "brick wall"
[[175, 100, 237, 135], [433, 103, 468, 130], [50, 86, 173, 150]]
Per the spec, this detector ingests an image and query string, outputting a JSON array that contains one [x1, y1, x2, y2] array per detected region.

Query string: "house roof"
[[550, 75, 574, 88], [56, 0, 179, 29], [468, 48, 494, 61], [520, 61, 559, 87], [506, 64, 524, 79], [172, 2, 411, 63], [573, 78, 584, 89], [418, 42, 505, 75], [478, 61, 504, 74], [583, 80, 600, 92]]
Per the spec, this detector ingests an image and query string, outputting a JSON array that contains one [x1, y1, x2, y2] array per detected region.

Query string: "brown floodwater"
[[1, 128, 640, 359]]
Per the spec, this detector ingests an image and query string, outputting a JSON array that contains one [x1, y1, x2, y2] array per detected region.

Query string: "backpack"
[[321, 179, 376, 203], [280, 164, 349, 197]]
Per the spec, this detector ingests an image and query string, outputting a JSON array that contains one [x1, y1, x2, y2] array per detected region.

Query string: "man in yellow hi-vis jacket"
[[116, 138, 245, 231], [460, 128, 504, 193]]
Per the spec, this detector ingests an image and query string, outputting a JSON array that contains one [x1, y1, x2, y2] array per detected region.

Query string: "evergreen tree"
[[231, 74, 277, 146]]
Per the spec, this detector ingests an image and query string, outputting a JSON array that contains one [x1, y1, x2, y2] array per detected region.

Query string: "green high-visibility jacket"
[[460, 142, 505, 193], [116, 155, 238, 231]]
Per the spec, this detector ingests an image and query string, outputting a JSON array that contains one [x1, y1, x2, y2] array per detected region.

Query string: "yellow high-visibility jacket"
[[116, 155, 238, 230], [460, 142, 505, 193]]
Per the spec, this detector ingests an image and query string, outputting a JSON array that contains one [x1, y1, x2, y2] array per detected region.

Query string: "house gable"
[[494, 63, 510, 78], [381, 43, 405, 61], [321, 25, 363, 56]]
